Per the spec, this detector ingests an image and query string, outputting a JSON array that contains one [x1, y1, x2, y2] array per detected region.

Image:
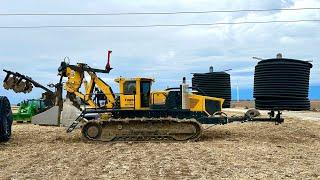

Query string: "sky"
[[0, 0, 319, 104]]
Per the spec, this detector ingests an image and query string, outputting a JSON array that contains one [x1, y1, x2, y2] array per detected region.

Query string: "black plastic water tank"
[[192, 69, 231, 108], [254, 57, 313, 110]]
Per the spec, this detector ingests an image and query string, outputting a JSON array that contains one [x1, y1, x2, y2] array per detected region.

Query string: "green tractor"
[[13, 99, 47, 122], [0, 96, 13, 142]]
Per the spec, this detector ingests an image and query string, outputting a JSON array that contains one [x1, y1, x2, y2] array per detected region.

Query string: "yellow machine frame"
[[61, 62, 224, 116], [151, 91, 224, 116], [63, 64, 115, 108]]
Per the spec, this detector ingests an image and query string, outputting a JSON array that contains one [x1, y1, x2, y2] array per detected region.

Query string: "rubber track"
[[82, 118, 203, 142]]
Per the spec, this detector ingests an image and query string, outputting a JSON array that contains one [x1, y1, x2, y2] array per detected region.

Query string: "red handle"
[[106, 50, 112, 71]]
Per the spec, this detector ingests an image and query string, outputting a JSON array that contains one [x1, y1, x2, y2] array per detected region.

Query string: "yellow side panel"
[[151, 91, 167, 105], [120, 95, 135, 108], [189, 94, 205, 112], [189, 94, 224, 115], [150, 91, 224, 115]]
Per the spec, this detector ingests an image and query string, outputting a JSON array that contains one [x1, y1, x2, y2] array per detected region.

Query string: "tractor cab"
[[115, 77, 154, 109]]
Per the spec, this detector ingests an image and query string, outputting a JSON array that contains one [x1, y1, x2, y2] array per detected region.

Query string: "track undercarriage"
[[81, 118, 203, 142], [67, 108, 283, 142]]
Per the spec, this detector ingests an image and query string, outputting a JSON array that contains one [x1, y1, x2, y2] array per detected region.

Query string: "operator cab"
[[115, 77, 154, 109]]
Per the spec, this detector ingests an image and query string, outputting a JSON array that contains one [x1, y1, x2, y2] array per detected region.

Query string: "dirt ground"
[[311, 101, 320, 110], [1, 116, 320, 179], [231, 100, 320, 111]]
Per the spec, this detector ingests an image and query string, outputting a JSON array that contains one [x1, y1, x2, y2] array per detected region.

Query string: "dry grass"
[[1, 117, 320, 179]]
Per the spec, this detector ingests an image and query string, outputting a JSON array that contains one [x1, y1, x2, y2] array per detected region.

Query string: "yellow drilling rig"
[[3, 51, 284, 142]]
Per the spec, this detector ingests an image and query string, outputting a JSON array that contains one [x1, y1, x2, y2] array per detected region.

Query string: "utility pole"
[[236, 85, 240, 102]]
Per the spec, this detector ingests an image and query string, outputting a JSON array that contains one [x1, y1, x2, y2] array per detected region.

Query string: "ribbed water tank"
[[192, 67, 231, 108], [254, 56, 313, 111]]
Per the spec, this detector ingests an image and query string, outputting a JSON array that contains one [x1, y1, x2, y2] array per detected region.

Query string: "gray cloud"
[[0, 0, 319, 103]]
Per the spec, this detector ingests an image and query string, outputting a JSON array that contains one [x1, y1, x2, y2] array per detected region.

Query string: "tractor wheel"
[[0, 96, 13, 142]]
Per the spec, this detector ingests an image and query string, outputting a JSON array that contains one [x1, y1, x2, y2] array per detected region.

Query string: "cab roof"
[[114, 77, 154, 83]]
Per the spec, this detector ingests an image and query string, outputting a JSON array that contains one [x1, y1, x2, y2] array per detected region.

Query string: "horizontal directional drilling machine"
[[57, 52, 284, 142], [2, 52, 284, 142]]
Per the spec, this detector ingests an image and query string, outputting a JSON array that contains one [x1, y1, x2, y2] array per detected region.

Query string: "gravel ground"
[[224, 108, 320, 121], [1, 117, 320, 179], [230, 101, 320, 111]]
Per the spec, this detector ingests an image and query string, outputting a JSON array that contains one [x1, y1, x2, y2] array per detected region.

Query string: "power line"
[[0, 19, 319, 29], [0, 7, 320, 16]]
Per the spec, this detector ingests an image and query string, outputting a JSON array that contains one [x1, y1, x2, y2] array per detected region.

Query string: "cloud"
[[0, 0, 319, 103]]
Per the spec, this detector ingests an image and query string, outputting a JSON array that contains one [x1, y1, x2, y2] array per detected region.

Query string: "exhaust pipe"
[[181, 77, 190, 110]]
